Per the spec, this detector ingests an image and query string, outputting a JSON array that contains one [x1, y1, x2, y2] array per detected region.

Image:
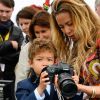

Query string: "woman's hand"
[[54, 74, 61, 92], [72, 70, 79, 84], [54, 74, 59, 88]]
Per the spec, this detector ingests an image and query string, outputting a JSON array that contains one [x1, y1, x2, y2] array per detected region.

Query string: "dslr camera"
[[44, 62, 78, 98]]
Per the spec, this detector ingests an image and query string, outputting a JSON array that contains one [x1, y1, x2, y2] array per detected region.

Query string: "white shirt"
[[34, 85, 50, 100]]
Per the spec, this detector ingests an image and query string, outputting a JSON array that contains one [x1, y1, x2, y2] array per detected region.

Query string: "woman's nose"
[[22, 24, 26, 30], [38, 33, 44, 39], [64, 27, 71, 36]]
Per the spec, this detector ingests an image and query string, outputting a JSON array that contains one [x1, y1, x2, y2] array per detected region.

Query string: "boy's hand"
[[37, 71, 50, 96]]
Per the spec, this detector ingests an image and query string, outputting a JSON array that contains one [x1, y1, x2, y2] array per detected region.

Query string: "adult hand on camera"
[[72, 70, 79, 84], [54, 74, 61, 92]]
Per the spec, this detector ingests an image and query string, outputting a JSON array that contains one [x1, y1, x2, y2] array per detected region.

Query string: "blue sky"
[[11, 0, 95, 25]]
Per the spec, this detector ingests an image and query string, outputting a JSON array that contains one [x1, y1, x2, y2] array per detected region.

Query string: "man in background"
[[0, 0, 23, 99]]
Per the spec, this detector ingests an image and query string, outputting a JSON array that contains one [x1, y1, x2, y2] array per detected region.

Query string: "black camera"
[[45, 62, 78, 98]]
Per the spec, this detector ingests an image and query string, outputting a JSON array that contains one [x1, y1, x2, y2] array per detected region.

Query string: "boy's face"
[[29, 50, 55, 76]]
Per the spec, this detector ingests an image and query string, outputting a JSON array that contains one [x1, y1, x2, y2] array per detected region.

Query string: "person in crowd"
[[16, 38, 59, 100], [95, 0, 100, 16], [15, 10, 51, 89], [0, 0, 23, 99], [50, 0, 100, 99], [16, 6, 36, 46], [16, 5, 43, 47]]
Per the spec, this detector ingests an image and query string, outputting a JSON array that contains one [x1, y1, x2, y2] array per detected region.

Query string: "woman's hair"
[[51, 0, 100, 75], [16, 6, 36, 26], [29, 10, 50, 40], [28, 38, 57, 61]]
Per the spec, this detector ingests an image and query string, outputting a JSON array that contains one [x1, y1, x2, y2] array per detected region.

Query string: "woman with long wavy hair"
[[50, 0, 100, 99]]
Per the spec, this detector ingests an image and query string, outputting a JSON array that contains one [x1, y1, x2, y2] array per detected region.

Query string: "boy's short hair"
[[28, 39, 57, 60], [0, 0, 14, 8]]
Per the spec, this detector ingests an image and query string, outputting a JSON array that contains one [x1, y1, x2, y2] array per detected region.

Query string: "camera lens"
[[58, 73, 77, 98], [61, 80, 77, 98]]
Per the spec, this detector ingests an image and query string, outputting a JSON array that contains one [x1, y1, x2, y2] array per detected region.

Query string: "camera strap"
[[56, 88, 64, 100]]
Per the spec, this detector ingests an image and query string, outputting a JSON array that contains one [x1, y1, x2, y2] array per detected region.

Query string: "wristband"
[[91, 88, 96, 98]]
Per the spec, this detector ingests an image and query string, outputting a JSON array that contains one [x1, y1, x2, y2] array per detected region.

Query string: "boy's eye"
[[36, 59, 42, 61], [48, 59, 53, 61]]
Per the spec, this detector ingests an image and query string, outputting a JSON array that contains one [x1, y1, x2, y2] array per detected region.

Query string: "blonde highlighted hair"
[[51, 0, 100, 75]]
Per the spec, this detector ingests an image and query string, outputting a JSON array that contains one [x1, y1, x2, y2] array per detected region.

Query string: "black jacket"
[[0, 21, 24, 80]]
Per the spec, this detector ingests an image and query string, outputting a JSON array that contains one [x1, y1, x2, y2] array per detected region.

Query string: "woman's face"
[[34, 25, 51, 40], [56, 12, 77, 41], [18, 18, 31, 35]]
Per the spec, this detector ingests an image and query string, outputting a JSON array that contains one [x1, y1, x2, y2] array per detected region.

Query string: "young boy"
[[16, 39, 59, 100]]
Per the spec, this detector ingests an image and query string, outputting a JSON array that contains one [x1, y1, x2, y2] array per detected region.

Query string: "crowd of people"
[[0, 0, 100, 100]]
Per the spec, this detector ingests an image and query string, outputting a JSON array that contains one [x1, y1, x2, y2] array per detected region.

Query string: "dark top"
[[0, 20, 24, 80]]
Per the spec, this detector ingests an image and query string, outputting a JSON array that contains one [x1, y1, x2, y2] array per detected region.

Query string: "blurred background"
[[11, 0, 95, 25]]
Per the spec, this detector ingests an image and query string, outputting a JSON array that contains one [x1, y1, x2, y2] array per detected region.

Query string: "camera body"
[[46, 62, 78, 98]]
